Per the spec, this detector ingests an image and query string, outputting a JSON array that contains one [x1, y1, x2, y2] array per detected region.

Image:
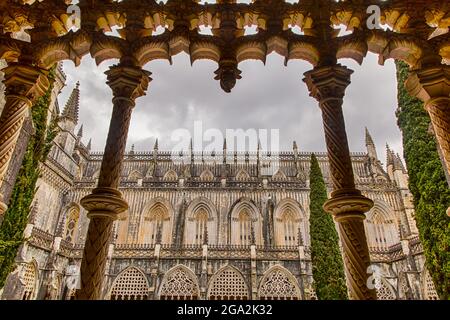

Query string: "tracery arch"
[[199, 169, 214, 182], [375, 279, 396, 300], [139, 198, 173, 245], [128, 169, 143, 181], [365, 200, 399, 250], [63, 204, 80, 244], [273, 199, 306, 246], [230, 198, 262, 246], [258, 265, 301, 300], [159, 265, 200, 300], [422, 269, 439, 300], [163, 169, 178, 182], [207, 265, 249, 300], [235, 169, 251, 181], [21, 260, 38, 300], [109, 267, 150, 300], [185, 197, 218, 245]]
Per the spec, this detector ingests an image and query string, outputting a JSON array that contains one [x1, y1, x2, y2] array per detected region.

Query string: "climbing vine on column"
[[0, 66, 58, 288], [396, 61, 450, 300], [309, 154, 348, 300]]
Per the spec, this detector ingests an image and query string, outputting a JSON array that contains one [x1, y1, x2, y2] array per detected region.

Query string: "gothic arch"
[[128, 169, 143, 181], [159, 265, 200, 300], [163, 169, 178, 182], [63, 204, 80, 244], [421, 269, 439, 300], [199, 169, 214, 181], [365, 200, 399, 249], [108, 266, 150, 300], [185, 197, 218, 245], [375, 278, 397, 300], [21, 259, 38, 300], [229, 198, 263, 245], [235, 169, 251, 181], [139, 198, 174, 245], [273, 198, 307, 246], [258, 265, 301, 300], [272, 169, 287, 181], [207, 265, 249, 300]]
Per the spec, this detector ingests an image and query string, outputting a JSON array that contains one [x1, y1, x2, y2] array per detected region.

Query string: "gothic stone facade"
[[0, 83, 439, 301]]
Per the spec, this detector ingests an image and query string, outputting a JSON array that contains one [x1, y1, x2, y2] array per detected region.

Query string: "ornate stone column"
[[76, 64, 151, 300], [405, 64, 450, 188], [303, 64, 377, 300], [0, 63, 49, 215]]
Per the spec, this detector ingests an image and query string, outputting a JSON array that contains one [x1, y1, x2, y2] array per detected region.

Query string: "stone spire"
[[386, 144, 395, 167], [365, 127, 378, 160], [61, 81, 80, 124], [394, 153, 406, 172], [130, 144, 135, 155], [86, 138, 92, 151], [153, 138, 158, 151], [77, 124, 83, 138], [293, 141, 298, 152]]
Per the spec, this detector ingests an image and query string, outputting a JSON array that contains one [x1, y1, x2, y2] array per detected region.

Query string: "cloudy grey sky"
[[58, 51, 402, 165]]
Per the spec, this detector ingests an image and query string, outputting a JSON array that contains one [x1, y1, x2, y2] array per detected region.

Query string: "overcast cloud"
[[58, 52, 403, 166]]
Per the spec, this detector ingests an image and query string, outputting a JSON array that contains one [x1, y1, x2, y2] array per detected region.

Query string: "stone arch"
[[365, 200, 399, 249], [258, 265, 301, 300], [273, 198, 307, 246], [108, 266, 150, 300], [235, 169, 251, 181], [139, 198, 174, 245], [63, 203, 80, 243], [199, 169, 214, 181], [272, 169, 287, 181], [207, 265, 249, 300], [185, 197, 218, 245], [229, 198, 263, 245], [159, 265, 200, 300], [21, 259, 38, 300], [163, 169, 178, 182], [422, 269, 439, 300], [128, 169, 143, 181], [375, 278, 397, 300]]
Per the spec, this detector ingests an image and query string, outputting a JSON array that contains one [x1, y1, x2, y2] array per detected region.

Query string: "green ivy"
[[396, 61, 450, 300], [0, 66, 58, 288], [309, 153, 348, 300]]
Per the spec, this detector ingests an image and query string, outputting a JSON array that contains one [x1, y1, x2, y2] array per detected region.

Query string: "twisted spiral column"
[[76, 64, 151, 300], [0, 63, 49, 215], [304, 64, 377, 300]]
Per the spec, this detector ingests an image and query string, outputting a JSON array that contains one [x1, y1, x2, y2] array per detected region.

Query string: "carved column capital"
[[303, 64, 353, 103], [80, 187, 128, 220], [105, 65, 152, 104], [2, 63, 49, 102], [0, 63, 50, 215], [324, 192, 374, 220], [405, 64, 450, 187]]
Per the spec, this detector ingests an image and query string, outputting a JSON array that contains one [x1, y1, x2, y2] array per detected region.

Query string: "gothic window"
[[185, 199, 217, 245], [230, 200, 262, 245], [140, 202, 171, 245], [110, 267, 150, 300], [238, 209, 252, 246], [423, 270, 439, 300], [163, 170, 178, 182], [159, 266, 200, 300], [272, 169, 286, 181], [63, 206, 80, 243], [365, 201, 399, 250], [22, 261, 38, 300], [207, 266, 249, 300], [259, 267, 301, 300], [200, 169, 214, 181], [274, 200, 304, 246], [194, 208, 208, 245], [376, 280, 396, 300], [236, 169, 250, 181], [128, 170, 143, 181]]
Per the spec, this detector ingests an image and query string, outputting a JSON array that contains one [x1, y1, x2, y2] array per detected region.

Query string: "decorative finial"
[[77, 124, 83, 138], [61, 81, 80, 124]]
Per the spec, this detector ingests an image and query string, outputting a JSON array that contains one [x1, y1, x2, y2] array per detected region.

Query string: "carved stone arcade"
[[0, 0, 448, 300]]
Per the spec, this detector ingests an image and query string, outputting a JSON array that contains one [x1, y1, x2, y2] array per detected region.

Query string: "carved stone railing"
[[59, 238, 75, 257], [29, 227, 53, 251]]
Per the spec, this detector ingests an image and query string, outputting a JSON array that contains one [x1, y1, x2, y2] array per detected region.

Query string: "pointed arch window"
[[238, 209, 252, 246], [194, 208, 208, 245], [259, 267, 301, 300], [159, 266, 200, 300], [110, 267, 149, 300], [64, 206, 80, 243], [140, 203, 171, 245], [22, 262, 38, 300], [207, 266, 249, 300], [281, 209, 297, 246]]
